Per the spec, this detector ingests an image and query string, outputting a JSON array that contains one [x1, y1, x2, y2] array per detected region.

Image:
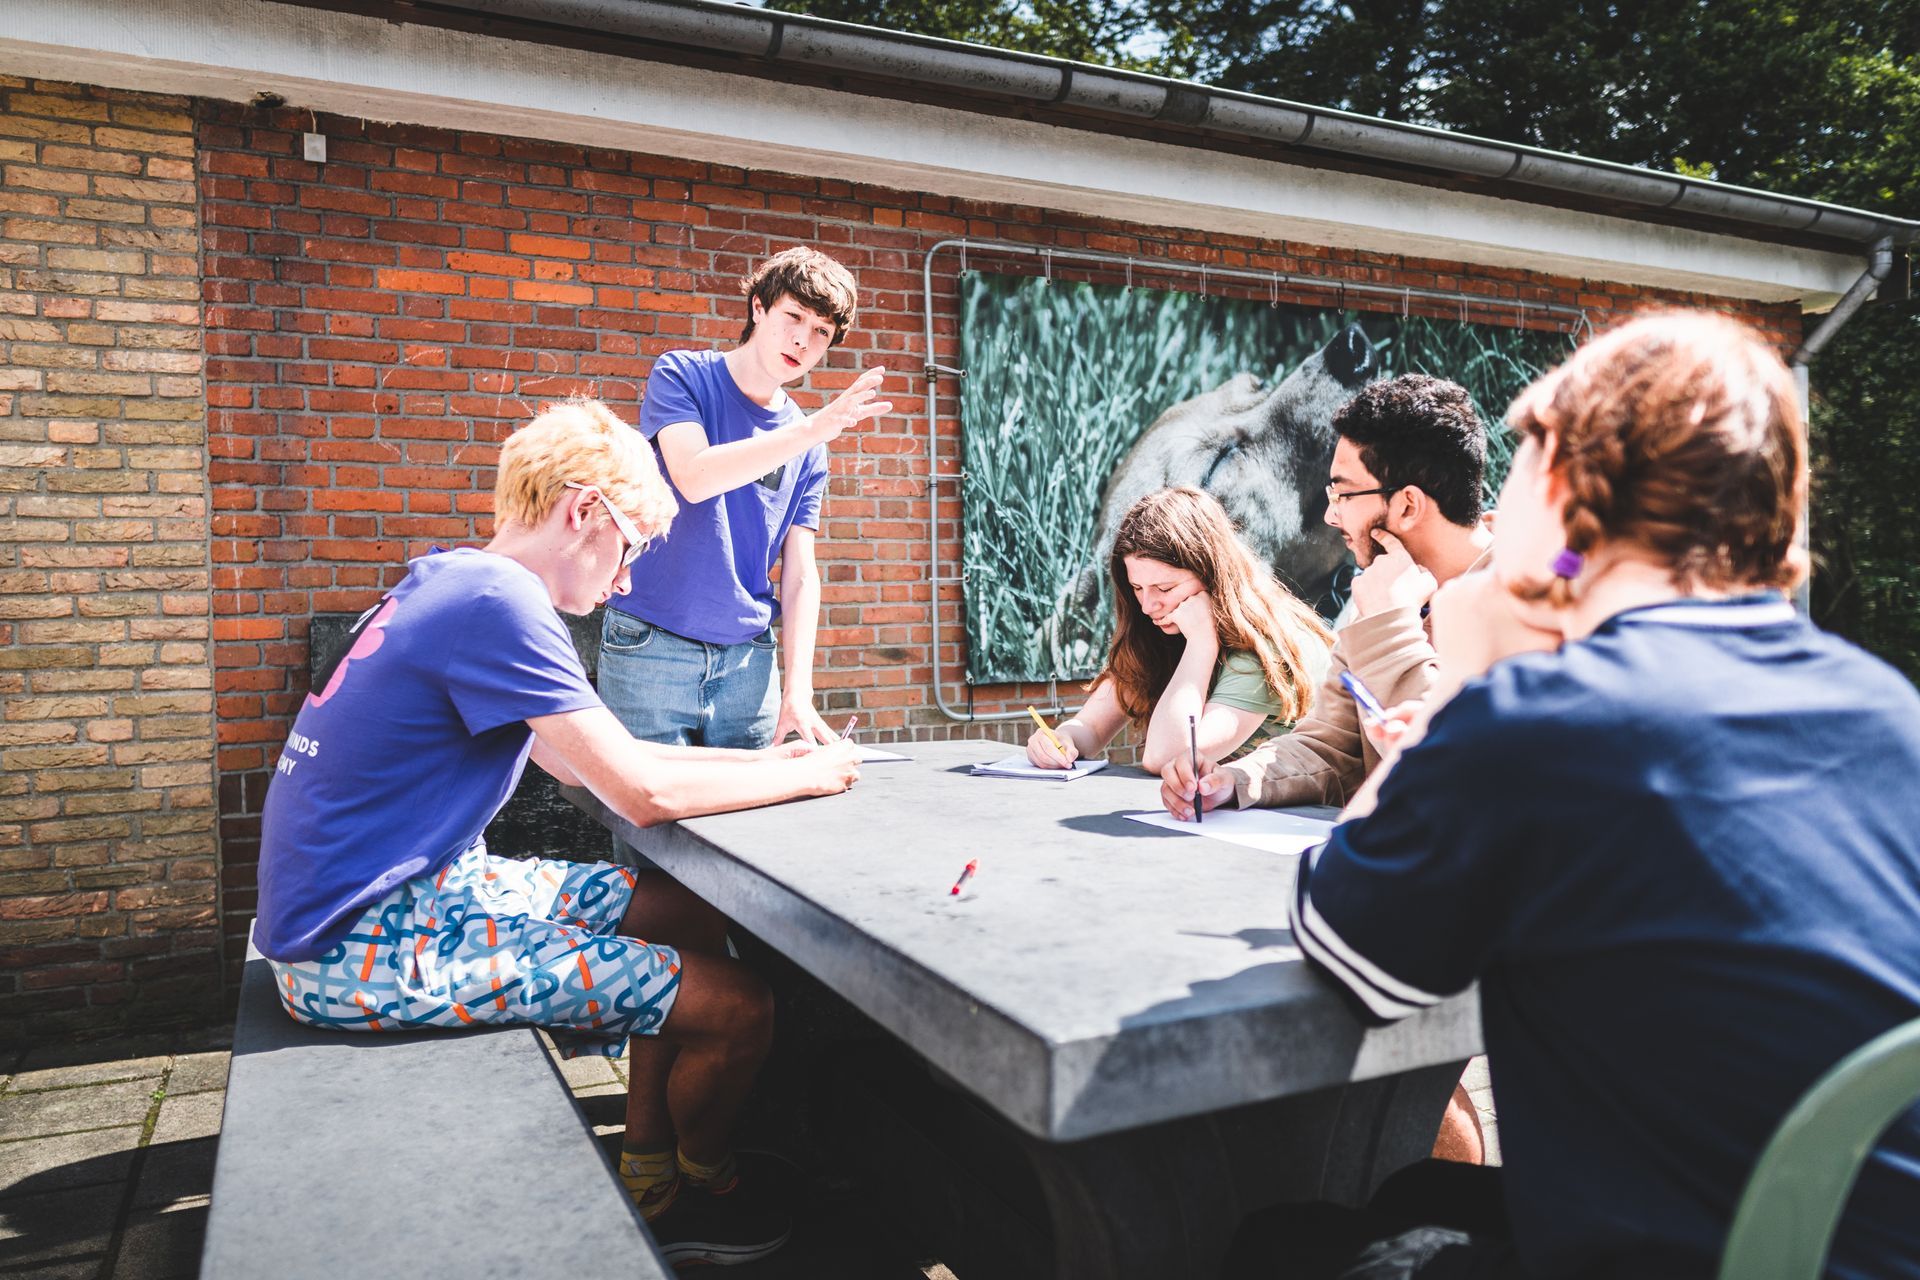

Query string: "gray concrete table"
[[568, 740, 1481, 1278]]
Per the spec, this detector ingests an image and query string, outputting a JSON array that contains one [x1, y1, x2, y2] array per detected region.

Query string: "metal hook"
[[1270, 272, 1279, 308], [1125, 258, 1133, 293], [1337, 281, 1347, 314], [1041, 250, 1052, 286], [1402, 287, 1411, 319], [1459, 293, 1468, 326]]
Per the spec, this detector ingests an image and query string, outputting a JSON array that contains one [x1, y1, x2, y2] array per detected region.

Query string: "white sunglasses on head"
[[562, 481, 648, 568]]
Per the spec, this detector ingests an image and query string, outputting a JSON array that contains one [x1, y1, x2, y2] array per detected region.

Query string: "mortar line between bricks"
[[96, 1059, 173, 1280]]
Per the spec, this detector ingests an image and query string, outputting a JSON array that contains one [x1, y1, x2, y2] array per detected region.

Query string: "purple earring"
[[1550, 548, 1585, 579]]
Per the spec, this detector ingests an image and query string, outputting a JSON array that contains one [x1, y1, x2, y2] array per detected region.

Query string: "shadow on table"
[[1180, 926, 1298, 949], [1057, 811, 1191, 838]]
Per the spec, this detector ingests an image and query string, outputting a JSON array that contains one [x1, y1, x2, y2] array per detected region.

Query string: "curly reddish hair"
[[1507, 311, 1807, 605]]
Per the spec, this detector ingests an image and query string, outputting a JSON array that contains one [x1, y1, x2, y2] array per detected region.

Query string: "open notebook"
[[969, 754, 1108, 781]]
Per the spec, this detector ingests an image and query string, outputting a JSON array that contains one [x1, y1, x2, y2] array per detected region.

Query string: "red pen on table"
[[949, 858, 978, 896]]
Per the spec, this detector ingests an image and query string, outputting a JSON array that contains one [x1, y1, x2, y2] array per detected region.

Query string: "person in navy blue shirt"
[[1279, 313, 1920, 1279], [600, 246, 892, 757], [257, 398, 860, 1267]]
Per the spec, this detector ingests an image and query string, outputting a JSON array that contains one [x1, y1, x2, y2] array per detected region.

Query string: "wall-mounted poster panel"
[[958, 271, 1573, 684]]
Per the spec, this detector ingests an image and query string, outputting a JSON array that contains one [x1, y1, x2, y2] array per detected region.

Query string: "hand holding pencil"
[[1024, 706, 1079, 769]]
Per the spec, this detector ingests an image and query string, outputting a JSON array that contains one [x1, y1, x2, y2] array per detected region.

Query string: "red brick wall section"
[[0, 79, 216, 1045], [194, 106, 1804, 987]]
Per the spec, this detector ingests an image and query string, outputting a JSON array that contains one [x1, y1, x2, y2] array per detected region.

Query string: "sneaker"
[[647, 1177, 792, 1267]]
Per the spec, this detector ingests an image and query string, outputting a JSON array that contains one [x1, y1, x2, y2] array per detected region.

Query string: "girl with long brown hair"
[[1025, 486, 1334, 772]]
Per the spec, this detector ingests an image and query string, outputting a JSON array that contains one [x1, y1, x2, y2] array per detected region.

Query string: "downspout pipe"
[[1786, 235, 1901, 614], [1793, 236, 1897, 367]]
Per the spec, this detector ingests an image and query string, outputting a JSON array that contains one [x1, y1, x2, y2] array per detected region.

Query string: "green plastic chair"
[[1717, 1016, 1920, 1280]]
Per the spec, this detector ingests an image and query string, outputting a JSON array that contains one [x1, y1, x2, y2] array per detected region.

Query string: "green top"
[[1207, 649, 1296, 762]]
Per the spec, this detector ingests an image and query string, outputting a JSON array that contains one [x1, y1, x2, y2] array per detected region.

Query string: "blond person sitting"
[[254, 398, 857, 1267]]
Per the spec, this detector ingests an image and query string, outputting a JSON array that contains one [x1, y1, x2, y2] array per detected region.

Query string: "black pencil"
[[1189, 714, 1202, 825]]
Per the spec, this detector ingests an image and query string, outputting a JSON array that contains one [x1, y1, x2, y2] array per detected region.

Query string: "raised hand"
[[806, 367, 892, 444]]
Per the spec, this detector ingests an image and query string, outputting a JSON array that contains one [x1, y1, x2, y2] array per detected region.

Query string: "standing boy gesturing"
[[600, 247, 890, 751]]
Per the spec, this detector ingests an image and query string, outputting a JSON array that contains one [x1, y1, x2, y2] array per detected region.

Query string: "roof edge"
[[295, 0, 1919, 252]]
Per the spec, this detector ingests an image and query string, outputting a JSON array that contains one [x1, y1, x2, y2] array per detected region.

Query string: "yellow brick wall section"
[[0, 77, 215, 1042]]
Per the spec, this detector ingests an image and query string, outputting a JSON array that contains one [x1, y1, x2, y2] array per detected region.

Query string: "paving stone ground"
[[0, 1030, 231, 1280], [1, 1029, 1496, 1279]]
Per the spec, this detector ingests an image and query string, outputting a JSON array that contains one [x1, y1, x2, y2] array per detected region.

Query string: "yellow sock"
[[620, 1144, 679, 1220], [677, 1146, 739, 1194]]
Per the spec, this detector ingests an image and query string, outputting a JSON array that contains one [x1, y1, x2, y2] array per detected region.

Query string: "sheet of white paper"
[[854, 745, 911, 763], [969, 754, 1109, 781], [1123, 807, 1335, 856]]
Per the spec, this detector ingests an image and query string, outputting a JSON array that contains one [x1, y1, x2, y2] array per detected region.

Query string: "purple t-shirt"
[[255, 549, 603, 961], [609, 348, 829, 645]]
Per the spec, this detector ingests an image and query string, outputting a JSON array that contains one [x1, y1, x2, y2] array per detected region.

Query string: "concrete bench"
[[201, 935, 671, 1279]]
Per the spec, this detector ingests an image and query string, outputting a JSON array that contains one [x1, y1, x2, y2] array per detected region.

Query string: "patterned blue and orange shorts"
[[268, 842, 681, 1058]]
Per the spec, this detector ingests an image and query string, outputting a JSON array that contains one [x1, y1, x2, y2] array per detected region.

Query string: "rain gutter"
[[300, 0, 1920, 256]]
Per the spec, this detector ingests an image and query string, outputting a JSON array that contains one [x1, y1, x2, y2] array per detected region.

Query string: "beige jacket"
[[1224, 546, 1492, 808]]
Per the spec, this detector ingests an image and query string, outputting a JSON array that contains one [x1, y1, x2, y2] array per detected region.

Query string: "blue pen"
[[1339, 670, 1391, 727]]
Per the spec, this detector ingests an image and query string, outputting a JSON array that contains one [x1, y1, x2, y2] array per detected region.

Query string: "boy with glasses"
[[256, 398, 855, 1265], [1161, 373, 1493, 815]]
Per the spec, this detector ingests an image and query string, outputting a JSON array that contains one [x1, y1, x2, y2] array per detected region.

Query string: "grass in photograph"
[[958, 271, 1576, 684]]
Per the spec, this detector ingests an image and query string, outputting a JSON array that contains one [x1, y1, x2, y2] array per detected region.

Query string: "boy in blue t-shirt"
[[600, 246, 891, 753], [256, 398, 860, 1267]]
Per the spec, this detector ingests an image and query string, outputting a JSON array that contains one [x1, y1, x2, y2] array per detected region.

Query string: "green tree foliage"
[[767, 0, 1920, 676]]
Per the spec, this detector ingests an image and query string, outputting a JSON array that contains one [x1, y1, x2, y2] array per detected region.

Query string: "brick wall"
[[0, 79, 1803, 1033], [194, 102, 1803, 979], [0, 78, 216, 1045]]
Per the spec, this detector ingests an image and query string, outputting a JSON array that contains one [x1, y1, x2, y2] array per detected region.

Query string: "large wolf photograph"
[[958, 272, 1572, 684]]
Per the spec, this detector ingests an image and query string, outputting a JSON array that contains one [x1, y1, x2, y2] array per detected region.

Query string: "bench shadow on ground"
[[0, 1030, 229, 1279], [0, 1132, 218, 1278]]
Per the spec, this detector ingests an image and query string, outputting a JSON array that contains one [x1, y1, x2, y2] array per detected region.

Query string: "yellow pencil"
[[1027, 706, 1069, 761]]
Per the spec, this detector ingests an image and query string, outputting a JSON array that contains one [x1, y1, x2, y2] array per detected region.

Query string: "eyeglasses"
[[1324, 483, 1397, 505], [562, 481, 648, 569]]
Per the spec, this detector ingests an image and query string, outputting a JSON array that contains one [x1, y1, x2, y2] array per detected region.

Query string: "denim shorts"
[[597, 611, 781, 750], [268, 842, 681, 1058]]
